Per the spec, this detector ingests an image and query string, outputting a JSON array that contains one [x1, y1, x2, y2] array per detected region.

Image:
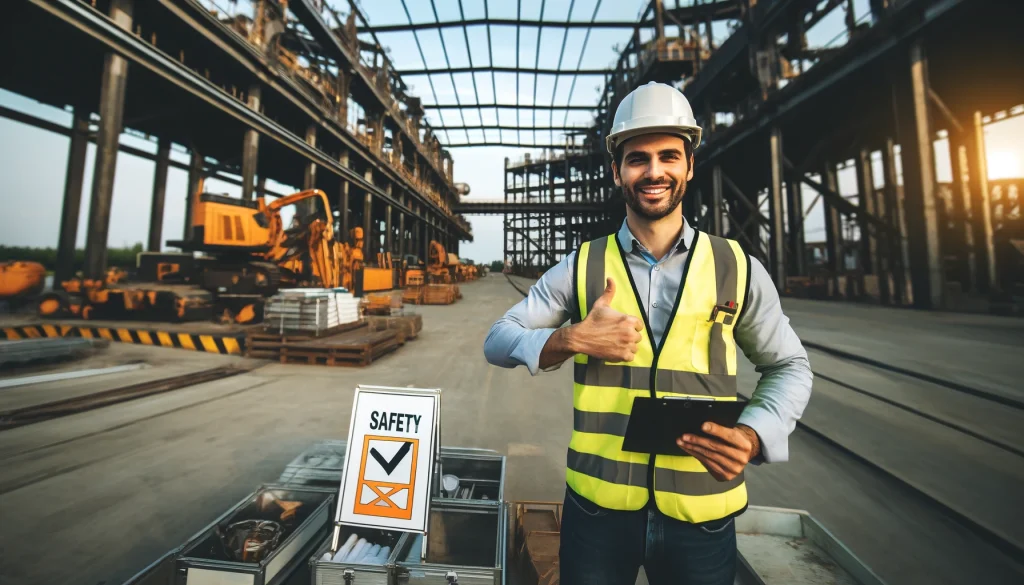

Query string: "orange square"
[[353, 435, 419, 520]]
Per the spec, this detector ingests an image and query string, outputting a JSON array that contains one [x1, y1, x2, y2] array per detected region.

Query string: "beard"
[[622, 176, 687, 220]]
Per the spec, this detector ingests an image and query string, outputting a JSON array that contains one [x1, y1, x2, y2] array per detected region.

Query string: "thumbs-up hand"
[[571, 278, 645, 362]]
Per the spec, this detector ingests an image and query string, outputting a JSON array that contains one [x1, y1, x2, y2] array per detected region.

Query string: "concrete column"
[[855, 148, 878, 275], [184, 149, 203, 241], [768, 127, 786, 289], [969, 110, 997, 292], [898, 41, 943, 309], [55, 108, 90, 285], [147, 138, 170, 252], [84, 0, 133, 279], [363, 192, 373, 261], [785, 180, 805, 277], [822, 164, 844, 297]]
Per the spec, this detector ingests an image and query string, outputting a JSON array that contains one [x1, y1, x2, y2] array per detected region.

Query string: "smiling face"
[[612, 133, 694, 221]]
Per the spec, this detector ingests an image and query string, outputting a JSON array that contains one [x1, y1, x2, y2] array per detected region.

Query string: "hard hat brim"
[[606, 125, 702, 154]]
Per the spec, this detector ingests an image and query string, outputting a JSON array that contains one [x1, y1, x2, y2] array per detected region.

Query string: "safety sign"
[[336, 385, 440, 532]]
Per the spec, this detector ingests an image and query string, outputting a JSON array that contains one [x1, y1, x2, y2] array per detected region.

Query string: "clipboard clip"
[[709, 301, 737, 323]]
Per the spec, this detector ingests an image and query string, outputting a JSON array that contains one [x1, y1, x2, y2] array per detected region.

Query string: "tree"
[[489, 260, 504, 273]]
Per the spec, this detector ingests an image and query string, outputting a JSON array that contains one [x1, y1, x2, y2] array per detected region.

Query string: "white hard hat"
[[605, 81, 702, 153]]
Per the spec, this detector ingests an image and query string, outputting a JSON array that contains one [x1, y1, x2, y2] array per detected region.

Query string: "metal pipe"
[[768, 127, 786, 289]]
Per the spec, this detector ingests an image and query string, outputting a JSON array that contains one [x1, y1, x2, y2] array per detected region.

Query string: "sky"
[[0, 0, 1021, 264]]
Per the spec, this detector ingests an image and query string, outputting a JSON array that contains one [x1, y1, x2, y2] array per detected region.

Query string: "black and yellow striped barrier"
[[1, 324, 244, 355]]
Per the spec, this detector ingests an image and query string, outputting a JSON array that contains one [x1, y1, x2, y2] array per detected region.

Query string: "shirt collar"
[[616, 217, 694, 257]]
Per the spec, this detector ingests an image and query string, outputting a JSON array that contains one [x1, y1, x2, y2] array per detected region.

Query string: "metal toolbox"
[[279, 441, 505, 508], [393, 501, 507, 585], [174, 484, 335, 585], [308, 525, 407, 585], [435, 448, 505, 506]]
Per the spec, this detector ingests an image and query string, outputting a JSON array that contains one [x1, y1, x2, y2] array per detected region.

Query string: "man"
[[483, 82, 812, 584]]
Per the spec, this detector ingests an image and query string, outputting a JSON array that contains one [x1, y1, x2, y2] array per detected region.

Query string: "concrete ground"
[[0, 274, 1022, 584]]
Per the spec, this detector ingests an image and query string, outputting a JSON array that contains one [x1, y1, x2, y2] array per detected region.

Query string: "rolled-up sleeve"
[[734, 258, 813, 464], [483, 253, 575, 375]]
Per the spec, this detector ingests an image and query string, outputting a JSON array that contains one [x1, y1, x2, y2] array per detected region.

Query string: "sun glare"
[[987, 150, 1023, 181]]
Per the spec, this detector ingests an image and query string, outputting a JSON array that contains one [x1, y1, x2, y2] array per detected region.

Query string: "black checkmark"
[[369, 441, 412, 475]]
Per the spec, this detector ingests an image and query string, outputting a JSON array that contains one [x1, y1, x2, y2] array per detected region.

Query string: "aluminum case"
[[393, 501, 507, 585]]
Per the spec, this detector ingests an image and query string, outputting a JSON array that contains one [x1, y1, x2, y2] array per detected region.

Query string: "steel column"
[[147, 137, 170, 252], [84, 0, 133, 279], [898, 41, 943, 309], [970, 111, 997, 292], [398, 212, 405, 260], [184, 148, 203, 241], [768, 127, 786, 289], [363, 192, 373, 261], [303, 123, 317, 191], [55, 108, 90, 285], [384, 204, 393, 257], [339, 151, 350, 242], [711, 165, 724, 236], [241, 84, 261, 201], [881, 137, 909, 305], [822, 164, 843, 298], [785, 180, 805, 277]]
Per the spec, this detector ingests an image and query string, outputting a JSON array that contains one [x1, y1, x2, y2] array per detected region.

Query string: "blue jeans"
[[559, 486, 737, 585]]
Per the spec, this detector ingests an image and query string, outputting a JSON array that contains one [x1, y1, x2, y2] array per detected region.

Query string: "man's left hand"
[[676, 423, 760, 482]]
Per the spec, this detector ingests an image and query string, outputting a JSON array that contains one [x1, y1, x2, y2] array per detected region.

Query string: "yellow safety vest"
[[566, 230, 750, 523]]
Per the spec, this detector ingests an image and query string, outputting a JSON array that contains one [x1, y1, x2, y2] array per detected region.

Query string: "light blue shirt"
[[483, 218, 813, 464]]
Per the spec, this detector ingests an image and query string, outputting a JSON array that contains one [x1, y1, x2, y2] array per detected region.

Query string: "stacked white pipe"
[[319, 533, 392, 565]]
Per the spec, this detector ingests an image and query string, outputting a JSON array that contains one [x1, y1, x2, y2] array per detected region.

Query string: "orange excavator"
[[0, 261, 46, 309]]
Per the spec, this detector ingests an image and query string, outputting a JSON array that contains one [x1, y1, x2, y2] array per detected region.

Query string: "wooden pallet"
[[402, 287, 424, 305], [423, 284, 458, 305], [246, 327, 399, 367], [366, 314, 423, 344], [247, 320, 367, 345]]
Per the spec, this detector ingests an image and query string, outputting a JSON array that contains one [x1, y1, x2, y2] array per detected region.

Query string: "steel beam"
[[768, 127, 786, 289], [385, 204, 393, 257], [398, 212, 405, 260], [55, 108, 89, 285], [148, 138, 170, 252], [968, 110, 998, 292], [397, 65, 609, 76], [425, 103, 593, 111], [240, 84, 261, 201], [84, 0, 132, 279], [360, 18, 639, 33], [363, 190, 373, 262]]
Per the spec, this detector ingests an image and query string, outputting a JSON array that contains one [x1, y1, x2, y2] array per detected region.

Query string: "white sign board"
[[336, 385, 440, 533]]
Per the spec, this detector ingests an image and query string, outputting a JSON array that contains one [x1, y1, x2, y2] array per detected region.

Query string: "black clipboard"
[[621, 397, 747, 455]]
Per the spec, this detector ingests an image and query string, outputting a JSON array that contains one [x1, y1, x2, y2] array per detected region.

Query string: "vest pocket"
[[691, 320, 714, 373]]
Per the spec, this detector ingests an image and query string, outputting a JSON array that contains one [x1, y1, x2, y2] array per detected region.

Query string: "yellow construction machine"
[[38, 188, 384, 323]]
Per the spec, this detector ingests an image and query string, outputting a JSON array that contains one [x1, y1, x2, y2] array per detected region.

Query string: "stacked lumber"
[[365, 314, 423, 344], [401, 287, 424, 305], [423, 284, 457, 305], [264, 289, 360, 334], [246, 324, 399, 367]]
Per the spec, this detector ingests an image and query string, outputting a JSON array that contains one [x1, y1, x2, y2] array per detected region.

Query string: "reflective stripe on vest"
[[566, 230, 750, 523]]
